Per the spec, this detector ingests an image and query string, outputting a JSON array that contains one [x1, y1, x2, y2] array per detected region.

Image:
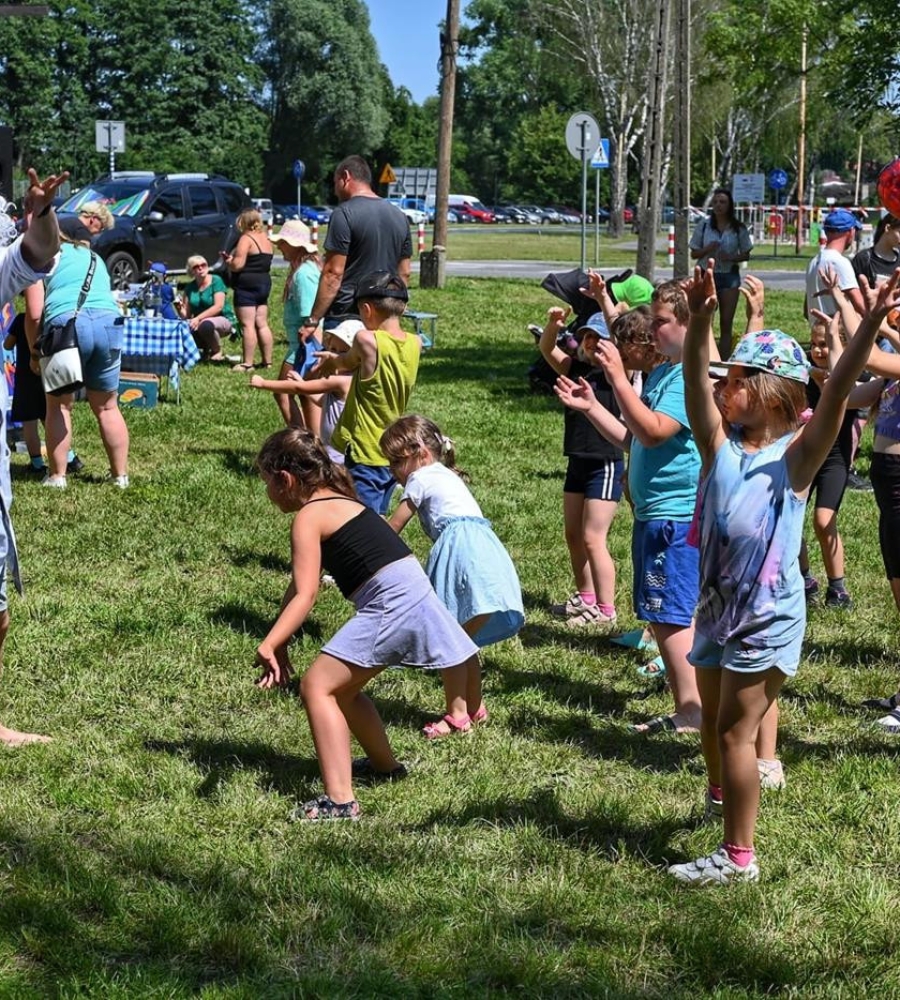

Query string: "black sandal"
[[862, 692, 900, 711], [351, 757, 408, 785], [289, 795, 360, 822]]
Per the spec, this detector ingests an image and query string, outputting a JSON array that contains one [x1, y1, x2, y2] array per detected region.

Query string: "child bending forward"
[[256, 428, 480, 821]]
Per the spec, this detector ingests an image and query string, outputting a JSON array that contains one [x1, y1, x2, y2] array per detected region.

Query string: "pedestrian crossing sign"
[[591, 140, 610, 169]]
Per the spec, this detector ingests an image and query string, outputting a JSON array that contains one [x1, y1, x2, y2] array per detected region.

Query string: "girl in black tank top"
[[254, 428, 479, 822]]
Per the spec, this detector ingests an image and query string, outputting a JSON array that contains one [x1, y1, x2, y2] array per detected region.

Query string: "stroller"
[[527, 267, 635, 395]]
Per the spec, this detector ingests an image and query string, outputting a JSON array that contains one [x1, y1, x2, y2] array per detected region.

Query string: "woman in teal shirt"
[[180, 254, 236, 361]]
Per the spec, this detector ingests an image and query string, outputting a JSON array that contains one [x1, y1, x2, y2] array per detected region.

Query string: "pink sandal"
[[470, 705, 489, 726], [422, 713, 472, 740]]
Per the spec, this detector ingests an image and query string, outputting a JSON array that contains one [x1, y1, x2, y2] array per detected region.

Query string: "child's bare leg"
[[718, 667, 785, 848], [696, 666, 722, 786], [423, 662, 471, 736], [274, 361, 303, 427], [635, 622, 702, 731], [813, 507, 844, 580], [583, 497, 619, 608], [563, 493, 592, 595], [300, 653, 389, 802], [0, 610, 51, 746], [22, 420, 42, 461], [301, 395, 321, 437]]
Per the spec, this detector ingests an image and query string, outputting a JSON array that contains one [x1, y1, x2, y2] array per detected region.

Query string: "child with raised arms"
[[668, 263, 900, 883], [254, 428, 481, 821], [381, 415, 525, 735]]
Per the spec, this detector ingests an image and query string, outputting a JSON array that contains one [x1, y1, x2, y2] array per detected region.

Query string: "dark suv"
[[56, 171, 251, 288]]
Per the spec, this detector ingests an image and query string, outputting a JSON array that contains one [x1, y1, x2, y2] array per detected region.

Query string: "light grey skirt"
[[322, 556, 479, 669]]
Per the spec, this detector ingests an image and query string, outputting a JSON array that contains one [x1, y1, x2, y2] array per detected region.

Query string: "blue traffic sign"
[[591, 139, 611, 169], [768, 168, 788, 190], [292, 159, 306, 182]]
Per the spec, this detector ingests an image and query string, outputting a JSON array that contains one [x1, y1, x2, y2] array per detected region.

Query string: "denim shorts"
[[631, 518, 699, 626], [345, 455, 396, 514], [689, 629, 802, 678], [564, 456, 624, 501], [48, 308, 122, 393], [713, 269, 742, 292]]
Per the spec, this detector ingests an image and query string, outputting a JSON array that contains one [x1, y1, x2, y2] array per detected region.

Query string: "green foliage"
[[375, 90, 440, 171]]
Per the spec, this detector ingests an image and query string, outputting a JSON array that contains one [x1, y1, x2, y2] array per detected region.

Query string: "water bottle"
[[151, 284, 162, 318], [142, 281, 154, 318]]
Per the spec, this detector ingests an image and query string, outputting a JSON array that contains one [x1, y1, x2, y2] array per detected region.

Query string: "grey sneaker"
[[111, 475, 129, 489], [757, 758, 786, 790], [565, 603, 617, 629], [550, 593, 590, 618], [668, 846, 759, 884], [41, 475, 67, 489]]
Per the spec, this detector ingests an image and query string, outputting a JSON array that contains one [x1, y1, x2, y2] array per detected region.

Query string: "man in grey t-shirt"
[[300, 155, 412, 335]]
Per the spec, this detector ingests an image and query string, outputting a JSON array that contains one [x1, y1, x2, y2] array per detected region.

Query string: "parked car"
[[274, 204, 300, 223], [300, 205, 332, 225], [548, 206, 582, 224], [388, 199, 427, 225], [505, 206, 540, 225], [662, 205, 706, 225], [518, 205, 561, 224], [56, 171, 250, 288], [488, 206, 512, 223], [251, 197, 274, 226], [426, 206, 459, 223], [453, 204, 495, 224]]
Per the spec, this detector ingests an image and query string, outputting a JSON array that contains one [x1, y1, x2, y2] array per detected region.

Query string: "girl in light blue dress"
[[381, 415, 525, 738], [669, 263, 900, 885]]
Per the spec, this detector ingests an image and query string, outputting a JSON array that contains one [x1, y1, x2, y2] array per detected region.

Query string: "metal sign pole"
[[580, 121, 588, 272]]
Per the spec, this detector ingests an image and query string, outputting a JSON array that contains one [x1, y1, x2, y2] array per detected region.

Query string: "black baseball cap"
[[355, 270, 409, 304]]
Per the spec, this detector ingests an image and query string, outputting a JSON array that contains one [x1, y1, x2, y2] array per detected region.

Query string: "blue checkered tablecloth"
[[118, 317, 201, 393]]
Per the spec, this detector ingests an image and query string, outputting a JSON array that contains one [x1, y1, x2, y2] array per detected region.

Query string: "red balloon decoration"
[[877, 159, 900, 217]]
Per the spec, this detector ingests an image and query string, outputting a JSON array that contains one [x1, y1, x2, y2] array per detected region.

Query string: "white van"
[[251, 198, 274, 226], [445, 194, 495, 222]]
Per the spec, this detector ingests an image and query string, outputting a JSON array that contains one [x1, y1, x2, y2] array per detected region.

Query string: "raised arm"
[[554, 374, 630, 449], [683, 263, 727, 466], [789, 270, 900, 491], [538, 306, 573, 375], [581, 271, 624, 329], [739, 275, 766, 335], [20, 168, 68, 272]]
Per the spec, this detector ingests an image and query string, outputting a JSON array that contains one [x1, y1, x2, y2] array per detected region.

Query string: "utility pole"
[[795, 26, 807, 255], [672, 0, 691, 278], [421, 0, 459, 289], [636, 0, 671, 279]]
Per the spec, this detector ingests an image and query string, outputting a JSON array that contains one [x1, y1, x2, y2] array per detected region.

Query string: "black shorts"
[[871, 452, 900, 579], [810, 451, 849, 513], [232, 276, 271, 308]]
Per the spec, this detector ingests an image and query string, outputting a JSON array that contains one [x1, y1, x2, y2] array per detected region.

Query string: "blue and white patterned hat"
[[716, 329, 809, 384]]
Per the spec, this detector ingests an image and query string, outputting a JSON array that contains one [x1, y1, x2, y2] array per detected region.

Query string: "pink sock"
[[597, 602, 615, 617], [708, 783, 722, 800], [724, 842, 755, 868], [578, 591, 596, 605]]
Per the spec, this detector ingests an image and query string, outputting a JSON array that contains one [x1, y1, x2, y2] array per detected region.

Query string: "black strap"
[[74, 251, 97, 317]]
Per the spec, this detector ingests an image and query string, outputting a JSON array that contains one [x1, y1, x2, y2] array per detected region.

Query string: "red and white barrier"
[[417, 221, 426, 254], [311, 220, 319, 247], [668, 226, 675, 266]]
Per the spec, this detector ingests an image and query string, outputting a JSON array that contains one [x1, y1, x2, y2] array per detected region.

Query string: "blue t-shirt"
[[44, 243, 118, 321], [627, 361, 700, 522]]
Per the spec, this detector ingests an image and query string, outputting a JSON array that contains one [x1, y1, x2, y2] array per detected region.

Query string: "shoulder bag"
[[37, 251, 96, 396]]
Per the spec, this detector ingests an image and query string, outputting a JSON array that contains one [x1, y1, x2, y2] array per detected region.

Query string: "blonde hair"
[[652, 281, 689, 324], [186, 254, 208, 271], [79, 201, 114, 230], [380, 415, 466, 477], [237, 209, 264, 233], [743, 370, 807, 433]]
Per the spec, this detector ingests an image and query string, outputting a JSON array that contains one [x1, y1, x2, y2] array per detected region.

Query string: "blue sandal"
[[636, 655, 666, 679]]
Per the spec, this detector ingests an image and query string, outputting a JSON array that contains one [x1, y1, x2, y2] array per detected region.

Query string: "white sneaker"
[[549, 593, 590, 618], [111, 475, 129, 489], [668, 846, 759, 884], [704, 790, 724, 822], [757, 758, 786, 790], [41, 475, 67, 489], [565, 603, 617, 629]]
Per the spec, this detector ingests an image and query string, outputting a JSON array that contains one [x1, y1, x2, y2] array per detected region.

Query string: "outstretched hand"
[[817, 264, 841, 294], [739, 275, 765, 322], [545, 306, 571, 335], [865, 268, 900, 319], [684, 261, 718, 316], [23, 168, 70, 219], [554, 373, 597, 412], [255, 642, 295, 690], [581, 270, 608, 302], [592, 339, 626, 383]]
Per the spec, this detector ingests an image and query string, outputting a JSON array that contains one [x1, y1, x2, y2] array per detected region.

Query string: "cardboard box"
[[118, 372, 160, 409]]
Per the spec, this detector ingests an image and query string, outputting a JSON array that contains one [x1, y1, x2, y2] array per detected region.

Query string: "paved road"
[[409, 258, 808, 292]]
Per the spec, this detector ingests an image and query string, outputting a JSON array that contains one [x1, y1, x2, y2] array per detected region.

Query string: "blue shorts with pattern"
[[631, 518, 699, 627], [689, 629, 801, 678]]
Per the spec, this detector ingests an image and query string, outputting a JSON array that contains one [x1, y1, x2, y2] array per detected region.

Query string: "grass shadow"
[[209, 601, 324, 641], [185, 444, 258, 477], [223, 544, 292, 573]]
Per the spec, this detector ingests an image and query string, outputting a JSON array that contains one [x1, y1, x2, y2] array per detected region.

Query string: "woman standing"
[[225, 208, 274, 372], [853, 213, 900, 288], [690, 188, 752, 356], [180, 255, 236, 360], [270, 220, 322, 431], [38, 234, 129, 489]]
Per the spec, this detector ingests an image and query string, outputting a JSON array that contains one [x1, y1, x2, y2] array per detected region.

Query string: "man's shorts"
[[563, 456, 624, 501], [631, 518, 698, 627], [345, 456, 396, 515]]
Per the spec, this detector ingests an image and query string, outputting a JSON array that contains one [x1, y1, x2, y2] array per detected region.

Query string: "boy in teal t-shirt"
[[554, 281, 705, 734]]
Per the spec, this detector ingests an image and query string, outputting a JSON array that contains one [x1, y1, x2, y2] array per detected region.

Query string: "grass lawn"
[[2, 274, 899, 996]]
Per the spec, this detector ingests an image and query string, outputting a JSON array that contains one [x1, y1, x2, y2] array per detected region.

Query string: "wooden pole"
[[795, 26, 807, 255], [672, 0, 691, 278]]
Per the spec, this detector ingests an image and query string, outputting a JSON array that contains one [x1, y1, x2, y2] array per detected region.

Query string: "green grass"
[[2, 275, 899, 996]]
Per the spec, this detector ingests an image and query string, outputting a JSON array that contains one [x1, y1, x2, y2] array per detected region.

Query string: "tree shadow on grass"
[[497, 665, 631, 717], [209, 601, 324, 642], [223, 544, 291, 574], [803, 637, 893, 668], [144, 736, 320, 799], [185, 444, 257, 477], [517, 621, 630, 657]]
